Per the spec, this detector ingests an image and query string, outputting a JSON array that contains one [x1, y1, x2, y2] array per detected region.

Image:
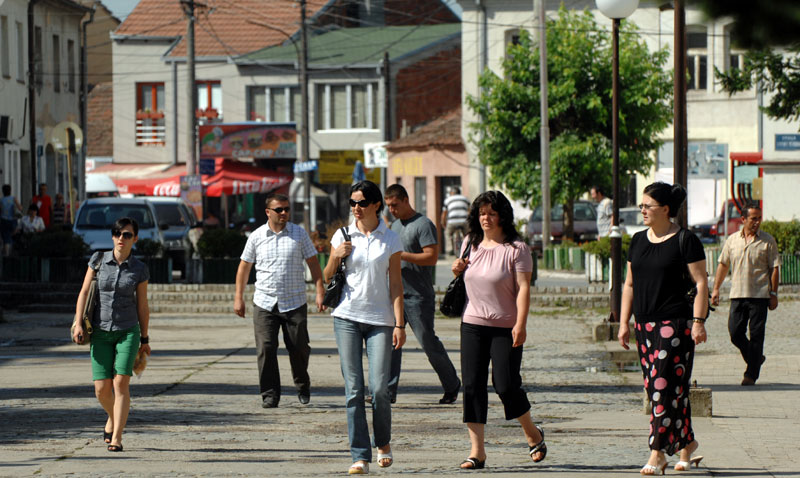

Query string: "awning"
[[94, 160, 293, 197]]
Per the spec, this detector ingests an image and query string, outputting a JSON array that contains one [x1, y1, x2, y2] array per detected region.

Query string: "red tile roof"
[[114, 0, 331, 58], [87, 82, 114, 157], [387, 108, 463, 151]]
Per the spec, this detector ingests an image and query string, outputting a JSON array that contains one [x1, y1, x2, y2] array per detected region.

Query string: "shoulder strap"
[[460, 240, 471, 260], [340, 226, 351, 242], [678, 227, 688, 265]]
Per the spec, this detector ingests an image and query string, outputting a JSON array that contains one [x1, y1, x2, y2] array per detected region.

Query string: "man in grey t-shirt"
[[385, 184, 461, 404]]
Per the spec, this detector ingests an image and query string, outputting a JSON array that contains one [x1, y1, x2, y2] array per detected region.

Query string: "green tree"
[[690, 0, 800, 49], [466, 8, 672, 237]]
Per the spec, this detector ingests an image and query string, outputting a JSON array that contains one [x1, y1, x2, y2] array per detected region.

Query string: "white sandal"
[[640, 460, 667, 475], [348, 461, 369, 474], [674, 455, 703, 471], [377, 451, 393, 468]]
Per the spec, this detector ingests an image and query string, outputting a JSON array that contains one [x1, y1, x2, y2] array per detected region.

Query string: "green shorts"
[[90, 324, 141, 380]]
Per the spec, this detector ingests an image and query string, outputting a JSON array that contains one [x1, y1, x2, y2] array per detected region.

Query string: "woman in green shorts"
[[72, 217, 151, 452]]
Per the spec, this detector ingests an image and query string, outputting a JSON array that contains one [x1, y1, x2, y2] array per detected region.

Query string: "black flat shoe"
[[103, 430, 113, 444], [107, 444, 123, 452], [529, 425, 547, 463], [460, 457, 485, 470]]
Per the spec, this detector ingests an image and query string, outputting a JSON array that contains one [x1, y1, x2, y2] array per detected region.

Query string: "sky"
[[100, 0, 462, 22]]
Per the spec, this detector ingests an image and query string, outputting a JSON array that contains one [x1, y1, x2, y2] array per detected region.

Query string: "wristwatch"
[[140, 336, 149, 344], [769, 291, 778, 297]]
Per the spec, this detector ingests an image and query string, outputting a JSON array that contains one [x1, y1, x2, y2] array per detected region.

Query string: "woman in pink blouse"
[[451, 191, 546, 470]]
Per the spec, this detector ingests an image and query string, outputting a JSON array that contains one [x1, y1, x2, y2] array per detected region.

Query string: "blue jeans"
[[333, 317, 393, 462], [388, 295, 460, 398]]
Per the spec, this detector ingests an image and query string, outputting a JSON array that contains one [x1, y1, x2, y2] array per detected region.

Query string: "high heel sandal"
[[674, 455, 703, 471], [529, 425, 547, 463], [640, 459, 667, 475], [103, 429, 113, 444]]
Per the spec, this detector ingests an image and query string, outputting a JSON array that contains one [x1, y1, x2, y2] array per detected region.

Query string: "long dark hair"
[[466, 190, 520, 251], [643, 181, 686, 218], [350, 180, 384, 218]]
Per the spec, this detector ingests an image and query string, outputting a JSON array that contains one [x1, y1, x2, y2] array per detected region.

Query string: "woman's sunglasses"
[[349, 199, 372, 208], [113, 232, 135, 240]]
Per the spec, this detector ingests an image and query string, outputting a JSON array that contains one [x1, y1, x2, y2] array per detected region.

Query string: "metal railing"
[[135, 120, 166, 145]]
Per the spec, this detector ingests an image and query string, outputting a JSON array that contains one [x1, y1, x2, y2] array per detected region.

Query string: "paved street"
[[1, 299, 798, 477]]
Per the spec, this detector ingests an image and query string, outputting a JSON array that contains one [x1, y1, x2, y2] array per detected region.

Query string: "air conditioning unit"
[[0, 116, 12, 143]]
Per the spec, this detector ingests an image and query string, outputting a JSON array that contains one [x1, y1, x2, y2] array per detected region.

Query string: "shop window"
[[136, 82, 166, 146]]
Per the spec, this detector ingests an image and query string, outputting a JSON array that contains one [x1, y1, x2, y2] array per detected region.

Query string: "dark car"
[[527, 200, 598, 253], [144, 197, 201, 275]]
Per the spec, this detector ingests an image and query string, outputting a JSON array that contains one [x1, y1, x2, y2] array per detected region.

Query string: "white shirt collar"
[[347, 218, 388, 237]]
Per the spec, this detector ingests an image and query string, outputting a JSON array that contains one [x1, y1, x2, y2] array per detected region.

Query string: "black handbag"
[[439, 242, 472, 318], [322, 227, 351, 308]]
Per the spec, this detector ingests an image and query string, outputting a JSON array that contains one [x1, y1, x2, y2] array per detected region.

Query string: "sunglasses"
[[267, 207, 290, 214], [113, 232, 135, 240], [349, 199, 372, 208]]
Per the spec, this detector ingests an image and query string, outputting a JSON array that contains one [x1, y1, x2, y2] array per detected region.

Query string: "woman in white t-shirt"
[[324, 180, 405, 475], [451, 191, 545, 470]]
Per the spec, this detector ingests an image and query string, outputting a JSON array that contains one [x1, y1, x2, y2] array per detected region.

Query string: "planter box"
[[781, 254, 800, 284], [142, 258, 173, 284], [196, 258, 255, 284], [42, 257, 89, 283], [1, 256, 42, 282], [586, 253, 606, 283]]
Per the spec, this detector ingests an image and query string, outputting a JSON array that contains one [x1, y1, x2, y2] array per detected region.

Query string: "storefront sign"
[[319, 150, 380, 184], [364, 142, 389, 168], [294, 160, 319, 173], [181, 175, 203, 220], [199, 123, 297, 159]]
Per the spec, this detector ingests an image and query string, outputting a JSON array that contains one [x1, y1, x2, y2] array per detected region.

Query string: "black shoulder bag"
[[678, 228, 714, 319], [439, 242, 472, 318], [322, 227, 351, 308]]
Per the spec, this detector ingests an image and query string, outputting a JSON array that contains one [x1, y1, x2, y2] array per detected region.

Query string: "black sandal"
[[460, 457, 485, 470], [107, 444, 123, 452], [103, 429, 113, 444], [529, 425, 547, 463]]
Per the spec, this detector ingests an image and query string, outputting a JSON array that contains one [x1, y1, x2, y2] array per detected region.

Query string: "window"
[[414, 177, 427, 217], [505, 28, 521, 50], [33, 26, 42, 87], [136, 82, 166, 146], [247, 86, 301, 124], [196, 80, 221, 123], [1, 16, 9, 78], [317, 83, 377, 130], [16, 22, 24, 82], [724, 26, 745, 72], [686, 29, 707, 90], [52, 34, 60, 91], [67, 40, 75, 92]]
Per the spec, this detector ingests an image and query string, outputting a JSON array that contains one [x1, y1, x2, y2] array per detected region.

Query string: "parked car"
[[619, 206, 648, 236], [143, 197, 201, 275], [527, 200, 598, 253], [73, 198, 166, 255], [710, 199, 742, 237]]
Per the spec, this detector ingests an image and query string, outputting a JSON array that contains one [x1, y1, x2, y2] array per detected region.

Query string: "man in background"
[[440, 186, 470, 256]]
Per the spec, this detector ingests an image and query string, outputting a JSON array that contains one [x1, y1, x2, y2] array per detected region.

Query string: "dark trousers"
[[388, 296, 460, 399], [728, 298, 769, 381], [253, 303, 310, 402], [460, 322, 530, 423]]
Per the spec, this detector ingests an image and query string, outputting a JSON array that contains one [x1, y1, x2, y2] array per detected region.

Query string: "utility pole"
[[182, 0, 198, 177], [300, 0, 311, 232], [673, 0, 688, 228], [537, 0, 551, 250], [383, 51, 391, 191]]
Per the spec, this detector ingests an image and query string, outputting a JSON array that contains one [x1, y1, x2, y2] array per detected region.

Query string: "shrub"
[[580, 235, 632, 261], [16, 229, 89, 258], [134, 238, 164, 259], [320, 218, 350, 254], [196, 228, 248, 259], [760, 220, 800, 254]]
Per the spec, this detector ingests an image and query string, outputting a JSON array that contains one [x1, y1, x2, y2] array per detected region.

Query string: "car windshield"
[[154, 204, 187, 227], [76, 204, 156, 229], [531, 203, 595, 221], [620, 210, 643, 225]]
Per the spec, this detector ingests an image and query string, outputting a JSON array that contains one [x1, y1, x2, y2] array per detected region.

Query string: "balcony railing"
[[135, 120, 166, 146]]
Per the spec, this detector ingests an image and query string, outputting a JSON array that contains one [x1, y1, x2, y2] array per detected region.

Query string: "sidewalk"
[[1, 300, 798, 477]]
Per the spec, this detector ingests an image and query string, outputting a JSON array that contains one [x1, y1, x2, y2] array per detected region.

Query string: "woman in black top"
[[618, 182, 708, 475]]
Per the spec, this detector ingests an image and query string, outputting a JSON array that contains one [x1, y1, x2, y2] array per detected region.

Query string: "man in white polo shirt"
[[234, 193, 325, 408], [440, 186, 470, 256]]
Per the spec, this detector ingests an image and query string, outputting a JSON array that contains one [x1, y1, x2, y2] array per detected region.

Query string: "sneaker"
[[262, 396, 279, 408]]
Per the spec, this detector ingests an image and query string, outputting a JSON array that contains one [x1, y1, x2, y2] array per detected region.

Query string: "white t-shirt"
[[330, 219, 403, 327]]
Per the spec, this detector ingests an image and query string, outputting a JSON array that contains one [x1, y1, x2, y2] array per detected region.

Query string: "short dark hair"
[[741, 201, 762, 218], [28, 203, 39, 213], [265, 192, 289, 208], [2, 185, 10, 196], [466, 190, 520, 250], [350, 180, 384, 218], [643, 181, 686, 218], [112, 217, 139, 237], [384, 184, 408, 200], [591, 185, 604, 196], [450, 186, 461, 195]]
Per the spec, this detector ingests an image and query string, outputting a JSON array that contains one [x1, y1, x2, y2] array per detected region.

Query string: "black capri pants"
[[461, 322, 531, 423]]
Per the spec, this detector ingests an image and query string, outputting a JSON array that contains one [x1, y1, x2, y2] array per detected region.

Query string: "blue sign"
[[776, 134, 800, 151], [293, 160, 319, 173], [199, 159, 216, 175]]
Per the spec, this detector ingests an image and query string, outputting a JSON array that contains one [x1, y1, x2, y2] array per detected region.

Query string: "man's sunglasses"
[[267, 207, 290, 214], [349, 199, 372, 208], [113, 232, 135, 240]]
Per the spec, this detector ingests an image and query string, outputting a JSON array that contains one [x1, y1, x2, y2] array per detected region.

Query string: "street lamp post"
[[596, 0, 638, 323]]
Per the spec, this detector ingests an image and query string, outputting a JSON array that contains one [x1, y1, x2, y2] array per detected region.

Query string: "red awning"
[[95, 160, 293, 197]]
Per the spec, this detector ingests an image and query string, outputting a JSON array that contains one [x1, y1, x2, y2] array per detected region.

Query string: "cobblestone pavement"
[[1, 298, 798, 477]]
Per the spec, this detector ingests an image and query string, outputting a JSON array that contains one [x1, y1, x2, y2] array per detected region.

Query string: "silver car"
[[73, 198, 166, 255]]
